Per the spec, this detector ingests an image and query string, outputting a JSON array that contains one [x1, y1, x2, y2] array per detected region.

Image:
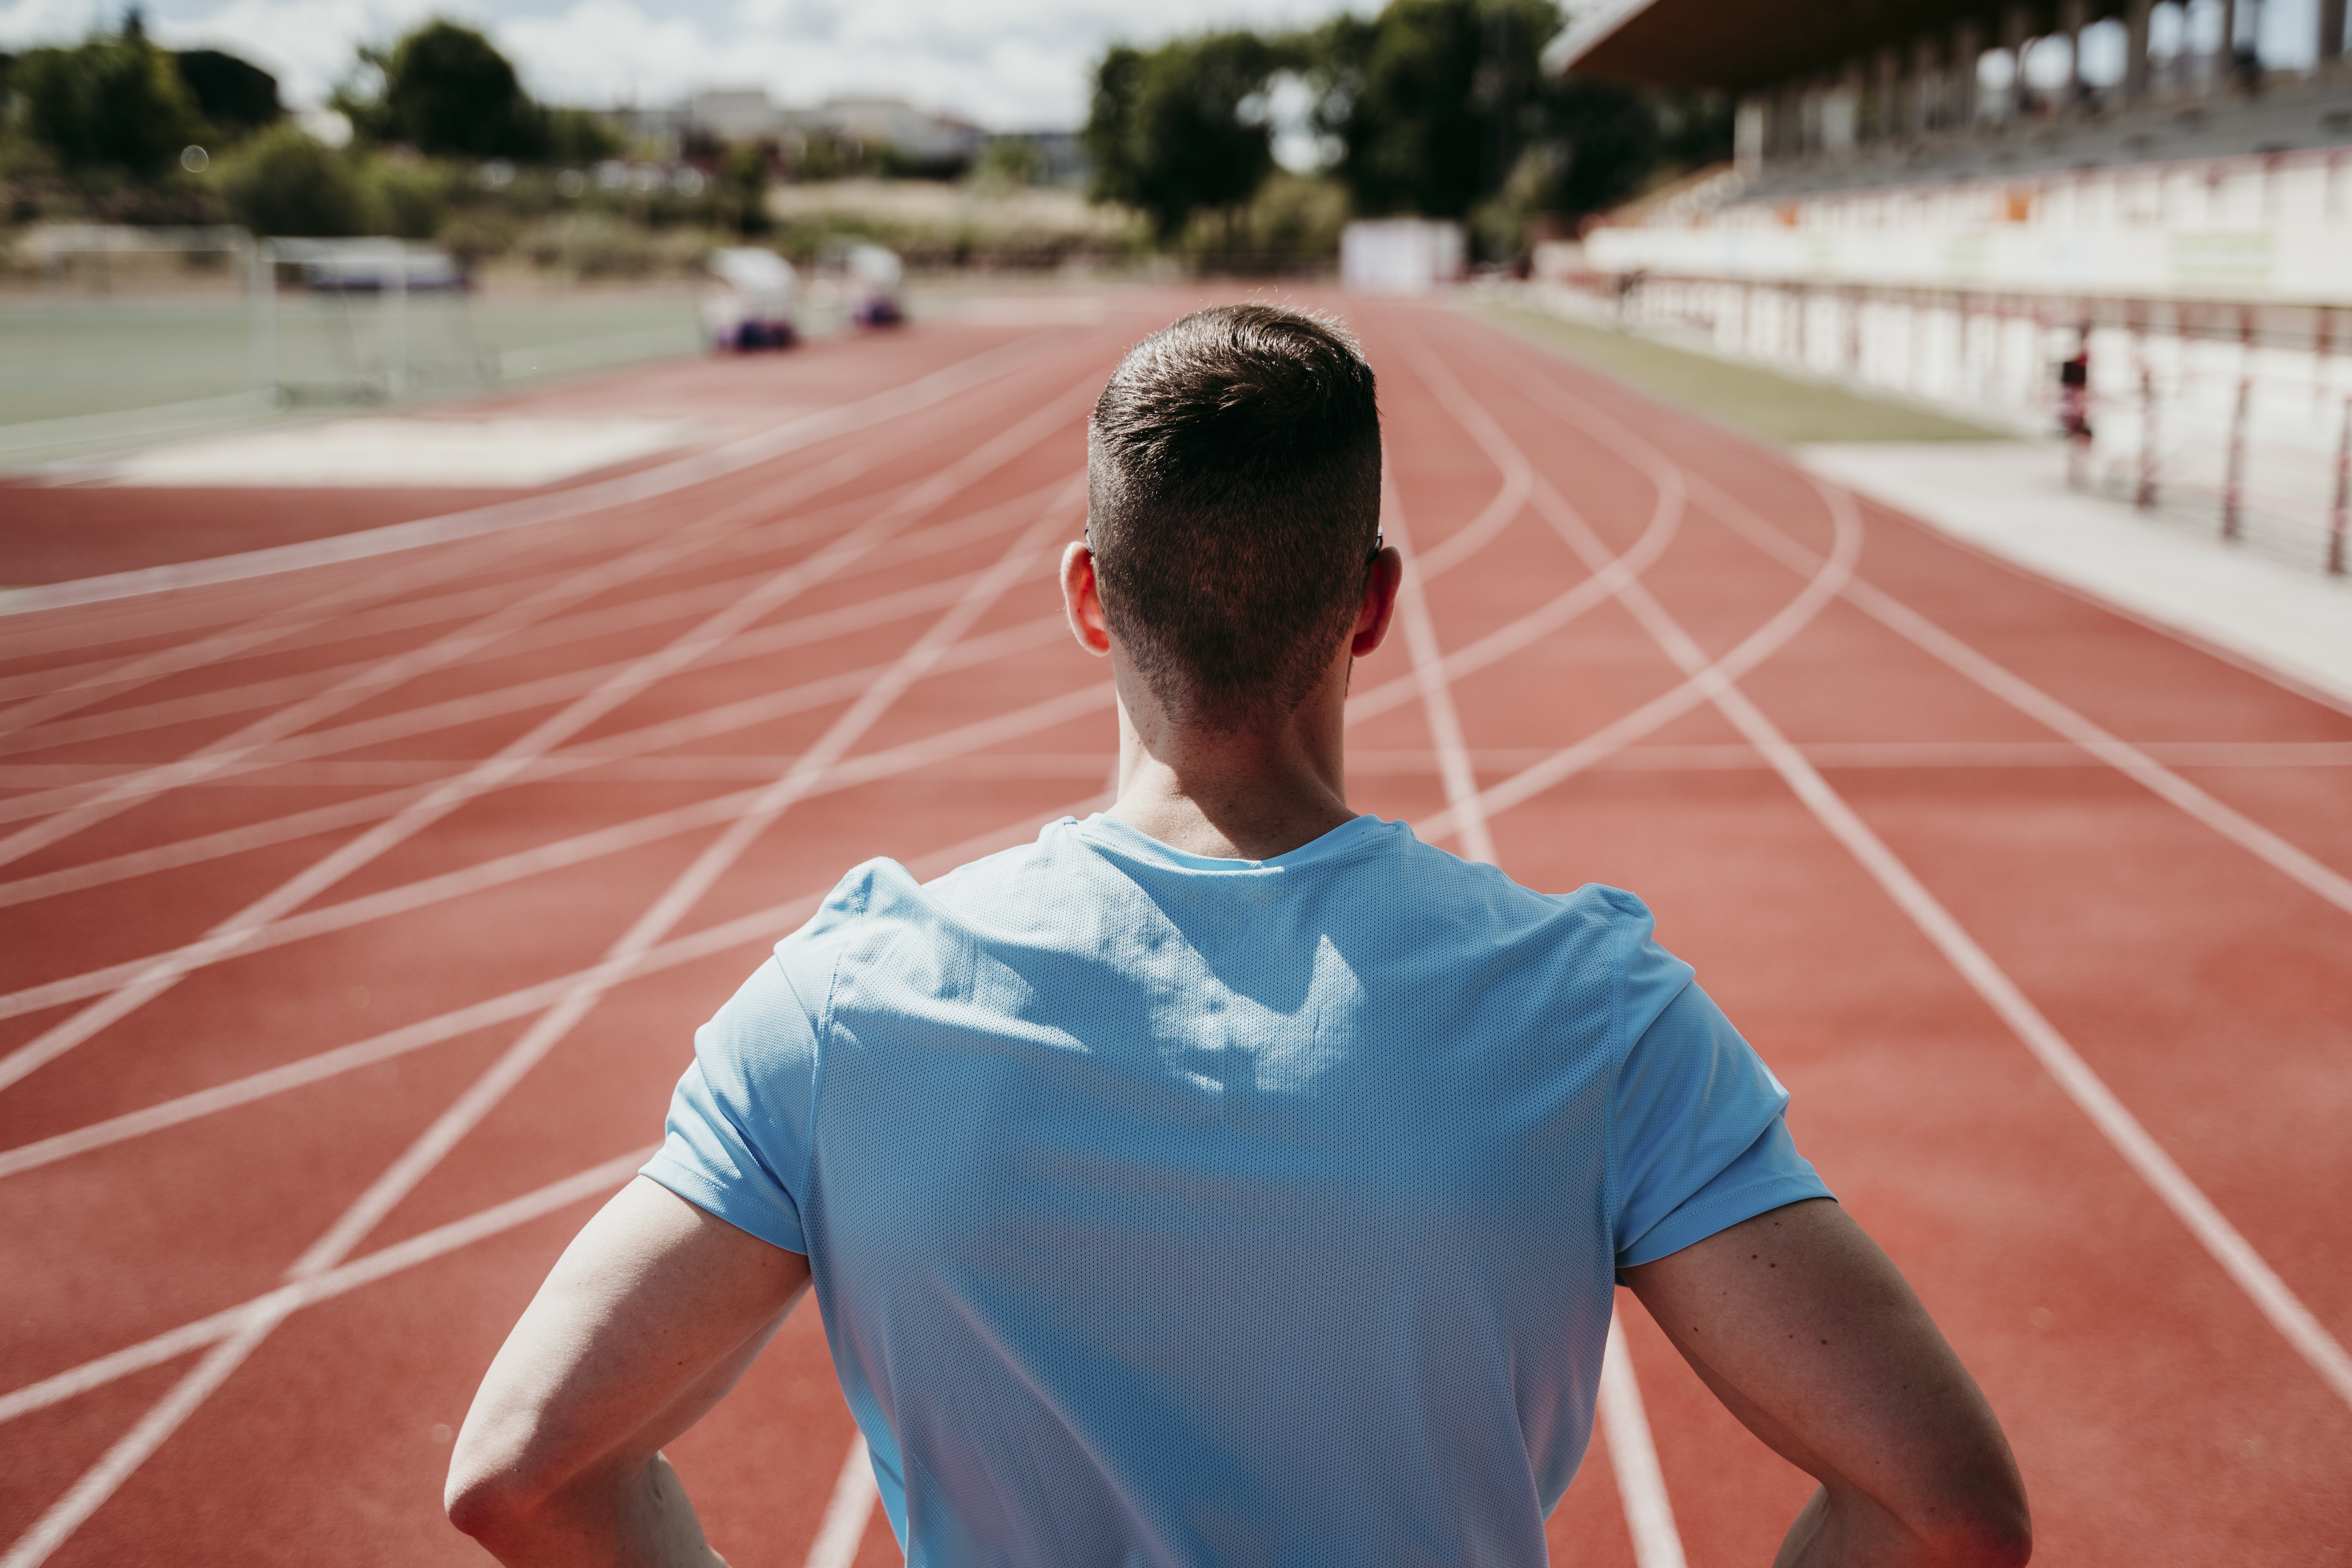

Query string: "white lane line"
[[15, 737, 2352, 791], [0, 372, 1069, 842], [0, 1148, 653, 1426], [1680, 474, 2352, 922], [0, 332, 1061, 622], [0, 551, 1049, 840], [0, 529, 555, 740], [0, 622, 1086, 1026], [0, 681, 1120, 1178], [0, 381, 1096, 1097], [1470, 342, 2352, 1416], [1379, 467, 1496, 865], [804, 1437, 882, 1568], [1483, 339, 2352, 928], [1402, 471, 1847, 841], [1639, 544, 2352, 1412], [0, 470, 894, 711], [1393, 319, 1694, 1568], [0, 472, 1054, 774], [0, 612, 1071, 914], [1406, 400, 1533, 583], [1600, 1314, 1689, 1568], [0, 491, 1089, 1568], [0, 496, 1672, 907], [0, 495, 765, 840]]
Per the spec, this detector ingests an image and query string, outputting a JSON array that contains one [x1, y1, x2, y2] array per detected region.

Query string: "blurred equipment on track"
[[842, 243, 907, 327], [702, 247, 800, 351]]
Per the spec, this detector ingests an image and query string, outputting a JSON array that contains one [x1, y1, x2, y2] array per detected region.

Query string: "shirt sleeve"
[[1610, 961, 1833, 1269], [639, 948, 828, 1255]]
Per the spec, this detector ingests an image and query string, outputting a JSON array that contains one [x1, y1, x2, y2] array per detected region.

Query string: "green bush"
[[1182, 172, 1349, 270], [362, 156, 457, 239], [437, 208, 521, 265], [212, 123, 365, 235], [527, 210, 657, 277]]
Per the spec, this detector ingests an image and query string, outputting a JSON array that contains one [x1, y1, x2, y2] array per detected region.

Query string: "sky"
[[0, 0, 1379, 129]]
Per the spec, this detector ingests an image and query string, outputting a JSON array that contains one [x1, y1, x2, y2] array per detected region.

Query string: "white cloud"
[[0, 0, 122, 50], [2, 0, 1377, 127]]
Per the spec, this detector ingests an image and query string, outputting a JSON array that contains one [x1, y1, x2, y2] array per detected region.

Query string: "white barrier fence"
[[1542, 274, 2352, 575]]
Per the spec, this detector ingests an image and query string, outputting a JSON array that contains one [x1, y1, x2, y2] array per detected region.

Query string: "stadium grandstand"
[[1546, 0, 2352, 573]]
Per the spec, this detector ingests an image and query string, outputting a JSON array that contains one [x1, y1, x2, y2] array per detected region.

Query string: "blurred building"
[[685, 89, 792, 143], [661, 89, 981, 174], [820, 98, 983, 170], [1549, 0, 2352, 572]]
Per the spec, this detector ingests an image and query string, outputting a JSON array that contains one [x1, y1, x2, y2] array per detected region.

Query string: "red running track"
[[0, 291, 2347, 1567]]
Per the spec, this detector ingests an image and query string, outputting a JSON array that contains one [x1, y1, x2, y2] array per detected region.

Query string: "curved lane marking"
[[0, 379, 1102, 1097], [1472, 324, 2352, 1416]]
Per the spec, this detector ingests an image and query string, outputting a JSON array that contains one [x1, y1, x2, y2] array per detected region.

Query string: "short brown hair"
[[1087, 304, 1382, 729]]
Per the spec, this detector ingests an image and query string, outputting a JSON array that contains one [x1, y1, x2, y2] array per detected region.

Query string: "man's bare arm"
[[445, 1177, 813, 1566], [1621, 1198, 2030, 1568]]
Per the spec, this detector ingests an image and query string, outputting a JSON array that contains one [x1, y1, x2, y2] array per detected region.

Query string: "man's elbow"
[[445, 1465, 531, 1544], [1914, 1474, 2032, 1568], [444, 1435, 557, 1546]]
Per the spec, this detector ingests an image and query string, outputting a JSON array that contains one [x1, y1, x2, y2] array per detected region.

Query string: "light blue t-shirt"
[[643, 813, 1828, 1568]]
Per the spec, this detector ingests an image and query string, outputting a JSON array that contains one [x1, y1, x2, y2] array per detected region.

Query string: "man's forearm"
[[455, 1451, 725, 1568]]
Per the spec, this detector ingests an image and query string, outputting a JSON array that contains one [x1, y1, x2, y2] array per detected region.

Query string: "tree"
[[715, 142, 772, 236], [546, 107, 622, 166], [176, 48, 281, 140], [1085, 32, 1280, 243], [1308, 0, 1717, 251], [355, 21, 544, 158], [11, 29, 202, 182], [1317, 0, 1557, 221]]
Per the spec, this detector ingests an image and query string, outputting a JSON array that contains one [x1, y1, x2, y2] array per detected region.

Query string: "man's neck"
[[1103, 666, 1357, 862]]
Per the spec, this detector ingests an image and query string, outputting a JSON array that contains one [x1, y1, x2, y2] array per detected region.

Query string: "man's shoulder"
[[1377, 831, 1656, 947], [783, 819, 1665, 983], [783, 828, 1077, 959]]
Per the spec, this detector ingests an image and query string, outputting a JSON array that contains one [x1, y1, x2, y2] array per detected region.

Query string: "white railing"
[[1537, 273, 2352, 576]]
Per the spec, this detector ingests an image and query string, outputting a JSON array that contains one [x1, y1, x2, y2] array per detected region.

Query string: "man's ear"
[[1062, 540, 1112, 657], [1350, 546, 1405, 658]]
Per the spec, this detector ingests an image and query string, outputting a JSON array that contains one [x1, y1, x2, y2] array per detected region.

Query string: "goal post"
[[250, 238, 491, 405]]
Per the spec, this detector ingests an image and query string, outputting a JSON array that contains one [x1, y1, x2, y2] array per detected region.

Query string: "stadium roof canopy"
[[1543, 0, 2121, 91]]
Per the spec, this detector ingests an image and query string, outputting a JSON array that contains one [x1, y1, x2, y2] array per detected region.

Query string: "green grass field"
[[0, 286, 705, 468], [1478, 302, 2003, 445]]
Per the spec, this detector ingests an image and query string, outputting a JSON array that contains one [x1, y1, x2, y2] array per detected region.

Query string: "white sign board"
[[1341, 220, 1467, 296]]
